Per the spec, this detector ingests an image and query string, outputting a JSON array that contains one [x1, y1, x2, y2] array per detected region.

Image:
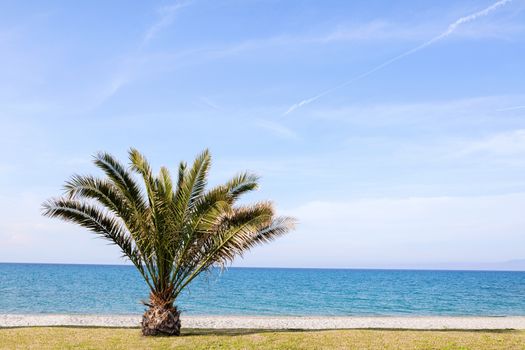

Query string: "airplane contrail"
[[283, 0, 513, 116]]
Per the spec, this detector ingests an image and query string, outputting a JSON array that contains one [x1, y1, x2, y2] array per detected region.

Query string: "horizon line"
[[1, 261, 524, 273]]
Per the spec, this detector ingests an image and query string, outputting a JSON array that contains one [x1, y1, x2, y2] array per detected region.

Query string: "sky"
[[1, 0, 525, 269]]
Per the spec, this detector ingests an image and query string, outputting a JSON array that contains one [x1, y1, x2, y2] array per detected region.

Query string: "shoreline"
[[2, 314, 525, 330]]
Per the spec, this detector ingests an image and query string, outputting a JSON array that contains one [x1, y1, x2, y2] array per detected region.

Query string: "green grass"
[[0, 327, 524, 350]]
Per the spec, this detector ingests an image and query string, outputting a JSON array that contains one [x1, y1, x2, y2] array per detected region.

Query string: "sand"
[[1, 314, 525, 330]]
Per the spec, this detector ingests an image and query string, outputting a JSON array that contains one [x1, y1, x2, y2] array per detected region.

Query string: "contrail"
[[284, 0, 513, 116], [142, 0, 193, 45]]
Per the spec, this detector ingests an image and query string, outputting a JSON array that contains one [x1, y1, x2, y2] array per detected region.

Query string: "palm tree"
[[42, 148, 295, 336]]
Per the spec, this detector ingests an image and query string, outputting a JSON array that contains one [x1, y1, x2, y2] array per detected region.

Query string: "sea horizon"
[[1, 261, 524, 273], [1, 263, 524, 317]]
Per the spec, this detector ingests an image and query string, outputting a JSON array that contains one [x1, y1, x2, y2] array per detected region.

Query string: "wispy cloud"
[[255, 119, 299, 140], [142, 0, 193, 45], [0, 192, 125, 264], [199, 96, 223, 111], [459, 129, 525, 156], [211, 20, 421, 54], [495, 105, 525, 112], [310, 19, 522, 44], [88, 1, 194, 110], [284, 0, 515, 115], [306, 95, 525, 127], [189, 21, 427, 61], [278, 193, 525, 267], [314, 20, 417, 43], [91, 72, 132, 109], [198, 17, 524, 59]]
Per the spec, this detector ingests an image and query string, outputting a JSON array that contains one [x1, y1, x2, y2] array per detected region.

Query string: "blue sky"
[[1, 0, 525, 269]]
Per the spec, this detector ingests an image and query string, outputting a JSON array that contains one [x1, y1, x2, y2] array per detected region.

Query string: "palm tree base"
[[141, 305, 181, 336]]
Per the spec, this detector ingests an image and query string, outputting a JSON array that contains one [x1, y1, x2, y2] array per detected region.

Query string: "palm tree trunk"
[[141, 304, 181, 336]]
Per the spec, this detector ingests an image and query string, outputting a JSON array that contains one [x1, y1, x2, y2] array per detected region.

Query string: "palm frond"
[[222, 172, 259, 202], [176, 149, 211, 216], [43, 148, 295, 307], [41, 198, 145, 270], [93, 151, 146, 212], [172, 202, 295, 297], [63, 175, 137, 232]]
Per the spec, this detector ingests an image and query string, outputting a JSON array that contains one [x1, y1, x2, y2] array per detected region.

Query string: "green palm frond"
[[222, 172, 259, 202], [93, 151, 147, 212], [42, 148, 296, 307], [63, 175, 136, 233], [41, 198, 151, 285]]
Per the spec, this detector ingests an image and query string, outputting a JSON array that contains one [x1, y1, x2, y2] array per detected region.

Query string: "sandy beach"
[[1, 314, 525, 330]]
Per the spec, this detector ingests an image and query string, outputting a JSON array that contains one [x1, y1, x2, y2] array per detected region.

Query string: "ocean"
[[0, 263, 524, 316]]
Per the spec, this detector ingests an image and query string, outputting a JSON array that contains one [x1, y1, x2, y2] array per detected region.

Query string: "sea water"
[[0, 263, 524, 316]]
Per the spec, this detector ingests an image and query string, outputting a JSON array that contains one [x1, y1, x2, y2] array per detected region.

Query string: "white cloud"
[[236, 193, 525, 268], [306, 95, 525, 126], [255, 119, 299, 140], [460, 129, 525, 156], [2, 179, 525, 267]]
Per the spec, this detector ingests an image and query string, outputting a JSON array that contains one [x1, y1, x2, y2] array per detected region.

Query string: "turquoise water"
[[0, 263, 524, 316]]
